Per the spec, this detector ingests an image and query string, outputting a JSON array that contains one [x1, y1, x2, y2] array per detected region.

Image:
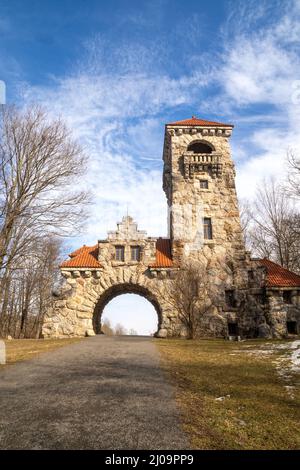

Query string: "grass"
[[156, 338, 300, 450], [1, 337, 82, 367]]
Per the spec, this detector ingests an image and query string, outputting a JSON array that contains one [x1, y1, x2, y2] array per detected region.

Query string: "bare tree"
[[101, 318, 114, 336], [238, 198, 253, 248], [0, 237, 61, 338], [163, 259, 217, 339], [0, 105, 88, 274], [287, 150, 300, 198], [0, 104, 90, 336], [128, 328, 137, 335], [114, 323, 128, 336], [243, 179, 300, 272]]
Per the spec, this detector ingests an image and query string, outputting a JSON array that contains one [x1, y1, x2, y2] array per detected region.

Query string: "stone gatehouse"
[[42, 116, 300, 339]]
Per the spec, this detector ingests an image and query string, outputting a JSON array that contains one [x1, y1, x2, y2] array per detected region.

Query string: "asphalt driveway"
[[0, 336, 188, 449]]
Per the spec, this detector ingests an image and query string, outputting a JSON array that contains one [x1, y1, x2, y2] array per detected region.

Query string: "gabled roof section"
[[61, 245, 102, 269], [150, 238, 173, 268], [257, 258, 300, 288], [69, 246, 88, 258], [166, 116, 234, 128]]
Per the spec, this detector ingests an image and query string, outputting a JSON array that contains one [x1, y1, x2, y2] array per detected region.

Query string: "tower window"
[[115, 245, 125, 262], [287, 321, 297, 334], [203, 217, 213, 239], [225, 290, 236, 308], [256, 293, 266, 305], [131, 246, 141, 261], [200, 180, 209, 189], [187, 141, 213, 154], [283, 291, 292, 304]]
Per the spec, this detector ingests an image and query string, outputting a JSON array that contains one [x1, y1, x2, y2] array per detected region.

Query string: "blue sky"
[[1, 0, 300, 333]]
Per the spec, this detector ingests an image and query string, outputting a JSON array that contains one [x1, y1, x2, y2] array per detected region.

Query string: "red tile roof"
[[150, 238, 173, 268], [61, 245, 102, 269], [69, 246, 88, 258], [166, 116, 234, 128], [258, 259, 300, 288]]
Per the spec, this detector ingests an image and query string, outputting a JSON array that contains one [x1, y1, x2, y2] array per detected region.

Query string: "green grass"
[[156, 338, 300, 449]]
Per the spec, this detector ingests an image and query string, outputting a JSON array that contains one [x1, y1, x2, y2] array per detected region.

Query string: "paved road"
[[0, 336, 188, 449]]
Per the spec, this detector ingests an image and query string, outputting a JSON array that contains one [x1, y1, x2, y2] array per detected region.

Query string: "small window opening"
[[131, 246, 141, 261], [225, 290, 236, 308], [256, 293, 266, 305], [200, 180, 209, 189], [187, 142, 213, 154], [115, 245, 125, 262], [283, 291, 292, 304], [228, 322, 238, 336], [203, 217, 213, 240], [287, 321, 297, 334]]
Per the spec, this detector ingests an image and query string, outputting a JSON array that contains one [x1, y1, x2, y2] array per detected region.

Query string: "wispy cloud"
[[19, 52, 203, 243], [212, 0, 300, 198]]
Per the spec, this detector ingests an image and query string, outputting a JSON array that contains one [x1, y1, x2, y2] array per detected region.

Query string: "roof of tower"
[[61, 245, 102, 268], [166, 116, 234, 127], [257, 258, 300, 287]]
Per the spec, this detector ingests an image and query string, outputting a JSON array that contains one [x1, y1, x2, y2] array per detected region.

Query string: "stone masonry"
[[42, 117, 300, 339]]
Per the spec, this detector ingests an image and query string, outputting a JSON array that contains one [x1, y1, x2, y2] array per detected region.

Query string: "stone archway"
[[93, 283, 163, 335], [42, 266, 176, 338]]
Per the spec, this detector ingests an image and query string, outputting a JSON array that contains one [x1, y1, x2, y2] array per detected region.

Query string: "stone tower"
[[162, 116, 254, 336], [163, 116, 246, 266]]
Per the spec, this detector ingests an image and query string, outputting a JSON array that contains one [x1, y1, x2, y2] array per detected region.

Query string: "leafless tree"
[[238, 198, 253, 248], [101, 318, 114, 336], [163, 259, 217, 339], [128, 328, 137, 335], [0, 105, 89, 274], [243, 179, 300, 272], [0, 104, 90, 336], [114, 323, 128, 336], [287, 150, 300, 199], [0, 236, 62, 338]]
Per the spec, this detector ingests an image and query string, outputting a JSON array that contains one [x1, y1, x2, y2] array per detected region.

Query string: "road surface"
[[0, 336, 188, 449]]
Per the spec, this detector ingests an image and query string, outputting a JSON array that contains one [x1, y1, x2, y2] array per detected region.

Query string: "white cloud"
[[216, 1, 300, 200], [19, 50, 206, 245]]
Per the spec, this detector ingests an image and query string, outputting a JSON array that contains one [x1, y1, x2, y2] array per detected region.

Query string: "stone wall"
[[263, 289, 300, 337]]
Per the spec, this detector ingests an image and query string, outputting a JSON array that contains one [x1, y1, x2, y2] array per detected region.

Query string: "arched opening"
[[187, 141, 214, 154], [93, 283, 162, 336], [101, 295, 158, 336]]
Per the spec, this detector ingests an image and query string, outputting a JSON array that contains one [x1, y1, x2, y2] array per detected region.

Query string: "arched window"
[[187, 141, 214, 154]]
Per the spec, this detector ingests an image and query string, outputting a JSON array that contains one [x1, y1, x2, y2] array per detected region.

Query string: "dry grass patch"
[[157, 338, 300, 450], [1, 338, 83, 367]]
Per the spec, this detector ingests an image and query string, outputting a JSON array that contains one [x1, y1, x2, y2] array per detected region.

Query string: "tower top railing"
[[183, 153, 222, 178], [183, 152, 221, 164]]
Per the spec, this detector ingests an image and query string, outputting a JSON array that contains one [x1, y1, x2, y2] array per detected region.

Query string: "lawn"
[[157, 338, 300, 450], [1, 338, 82, 367]]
